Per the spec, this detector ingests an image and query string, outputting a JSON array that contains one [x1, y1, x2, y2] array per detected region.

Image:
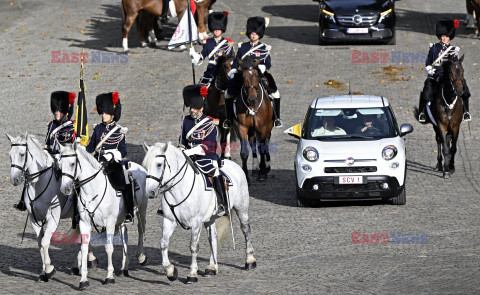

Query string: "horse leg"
[[265, 136, 272, 174], [161, 217, 178, 281], [238, 125, 250, 184], [257, 138, 268, 181], [38, 214, 59, 282], [203, 221, 218, 276], [136, 196, 148, 266], [250, 137, 259, 177], [30, 216, 47, 281], [103, 221, 116, 284], [78, 220, 91, 290], [449, 128, 460, 174], [186, 222, 202, 283], [435, 133, 443, 171], [439, 128, 451, 178], [122, 12, 138, 53], [234, 208, 256, 270], [117, 225, 130, 277]]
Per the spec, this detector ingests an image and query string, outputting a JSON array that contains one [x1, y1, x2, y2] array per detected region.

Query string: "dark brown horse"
[[204, 52, 235, 159], [121, 0, 215, 52], [429, 55, 466, 178], [234, 57, 274, 183], [468, 0, 480, 35]]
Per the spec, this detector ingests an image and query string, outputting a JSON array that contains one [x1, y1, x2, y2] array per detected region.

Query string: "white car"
[[287, 95, 413, 207]]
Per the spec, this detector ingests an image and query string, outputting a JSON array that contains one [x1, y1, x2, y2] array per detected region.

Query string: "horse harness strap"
[[442, 86, 458, 110], [241, 83, 265, 116]]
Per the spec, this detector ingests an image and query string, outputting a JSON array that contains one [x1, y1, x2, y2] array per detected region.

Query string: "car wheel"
[[390, 186, 406, 205], [385, 28, 396, 45], [318, 30, 328, 45], [295, 181, 312, 207]]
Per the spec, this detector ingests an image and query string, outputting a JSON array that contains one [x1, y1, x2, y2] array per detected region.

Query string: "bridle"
[[59, 151, 107, 233], [441, 61, 464, 110], [146, 152, 196, 230]]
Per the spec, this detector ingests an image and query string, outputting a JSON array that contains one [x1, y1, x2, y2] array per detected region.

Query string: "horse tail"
[[215, 216, 231, 245]]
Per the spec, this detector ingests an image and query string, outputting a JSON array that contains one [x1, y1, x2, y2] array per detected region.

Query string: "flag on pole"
[[75, 50, 89, 146], [168, 7, 198, 50]]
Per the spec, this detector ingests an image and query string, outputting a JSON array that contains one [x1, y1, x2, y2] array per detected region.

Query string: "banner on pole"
[[168, 9, 198, 50]]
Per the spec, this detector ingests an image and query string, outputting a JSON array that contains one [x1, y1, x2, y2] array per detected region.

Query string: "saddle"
[[103, 159, 126, 191]]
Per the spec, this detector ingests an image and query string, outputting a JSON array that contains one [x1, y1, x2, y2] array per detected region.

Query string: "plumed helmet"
[[246, 16, 268, 39], [183, 85, 208, 109], [208, 11, 228, 32], [96, 92, 121, 121], [436, 19, 457, 40], [50, 91, 76, 120]]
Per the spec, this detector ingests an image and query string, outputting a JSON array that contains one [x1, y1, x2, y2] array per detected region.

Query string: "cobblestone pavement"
[[0, 0, 479, 294]]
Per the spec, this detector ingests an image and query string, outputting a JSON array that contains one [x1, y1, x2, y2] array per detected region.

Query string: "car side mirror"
[[284, 124, 302, 139], [399, 124, 413, 137]]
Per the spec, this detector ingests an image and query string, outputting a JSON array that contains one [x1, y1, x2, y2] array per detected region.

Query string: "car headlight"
[[303, 147, 319, 162], [382, 145, 397, 161], [378, 8, 392, 23]]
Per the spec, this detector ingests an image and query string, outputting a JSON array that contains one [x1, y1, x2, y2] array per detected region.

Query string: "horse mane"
[[76, 145, 102, 169], [142, 142, 167, 169], [26, 134, 51, 165], [239, 55, 257, 71]]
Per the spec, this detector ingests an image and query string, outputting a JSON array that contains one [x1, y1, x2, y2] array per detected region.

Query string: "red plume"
[[68, 92, 76, 105], [223, 11, 229, 17], [112, 92, 119, 105], [200, 85, 208, 97], [454, 19, 459, 28]]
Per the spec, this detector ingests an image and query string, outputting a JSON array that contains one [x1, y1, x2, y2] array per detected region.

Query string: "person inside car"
[[312, 116, 346, 136]]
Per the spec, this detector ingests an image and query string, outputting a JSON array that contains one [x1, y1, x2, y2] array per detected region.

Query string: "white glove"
[[103, 150, 122, 162], [227, 69, 237, 79], [425, 65, 435, 76], [184, 145, 206, 157], [189, 48, 201, 65], [258, 64, 266, 74]]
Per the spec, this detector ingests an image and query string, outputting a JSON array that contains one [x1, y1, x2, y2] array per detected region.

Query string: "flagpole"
[[187, 0, 196, 84], [76, 50, 84, 144]]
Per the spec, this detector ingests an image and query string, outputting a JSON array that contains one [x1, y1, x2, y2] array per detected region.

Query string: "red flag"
[[190, 0, 196, 14]]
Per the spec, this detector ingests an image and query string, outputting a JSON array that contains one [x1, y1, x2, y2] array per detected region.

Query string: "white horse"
[[142, 142, 256, 283], [58, 143, 148, 290], [6, 133, 99, 282]]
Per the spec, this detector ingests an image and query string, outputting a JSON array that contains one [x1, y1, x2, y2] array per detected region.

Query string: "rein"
[[60, 152, 108, 233], [146, 152, 197, 230], [240, 83, 265, 116]]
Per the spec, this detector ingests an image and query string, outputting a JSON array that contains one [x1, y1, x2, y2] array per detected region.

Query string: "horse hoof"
[[257, 173, 267, 181], [123, 50, 130, 55], [78, 281, 90, 290], [245, 261, 257, 270], [443, 172, 450, 179], [38, 268, 56, 282], [139, 256, 149, 266], [251, 170, 259, 176], [167, 267, 178, 281], [204, 269, 217, 277], [185, 276, 198, 284], [141, 43, 148, 48], [70, 267, 80, 276], [102, 278, 115, 285], [116, 269, 129, 277], [87, 258, 98, 269]]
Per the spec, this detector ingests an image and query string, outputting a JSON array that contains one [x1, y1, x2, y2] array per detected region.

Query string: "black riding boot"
[[463, 80, 472, 121], [418, 94, 427, 123], [273, 97, 282, 127], [212, 175, 229, 216], [13, 196, 26, 211], [122, 183, 134, 224], [463, 96, 471, 121], [223, 98, 234, 129], [72, 192, 80, 229], [160, 0, 170, 23]]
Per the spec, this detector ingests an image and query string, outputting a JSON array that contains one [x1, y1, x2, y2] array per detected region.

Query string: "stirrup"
[[216, 205, 227, 217], [274, 119, 283, 128], [157, 208, 163, 215], [222, 119, 232, 129], [418, 112, 426, 123], [124, 214, 134, 224], [463, 112, 472, 122]]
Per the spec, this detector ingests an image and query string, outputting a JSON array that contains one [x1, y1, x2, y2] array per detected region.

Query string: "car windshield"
[[304, 107, 397, 140]]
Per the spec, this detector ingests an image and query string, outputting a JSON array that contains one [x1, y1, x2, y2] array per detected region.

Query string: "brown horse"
[[429, 55, 466, 178], [234, 57, 274, 183], [204, 52, 235, 159], [468, 0, 480, 35], [121, 0, 215, 52]]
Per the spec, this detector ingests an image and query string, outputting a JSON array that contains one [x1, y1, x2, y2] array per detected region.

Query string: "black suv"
[[313, 0, 397, 45]]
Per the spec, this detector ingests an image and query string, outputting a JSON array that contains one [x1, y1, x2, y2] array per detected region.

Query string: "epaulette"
[[207, 116, 219, 125], [238, 42, 243, 48], [455, 46, 460, 52], [115, 123, 128, 134], [429, 43, 433, 48], [225, 38, 234, 43], [265, 44, 272, 51]]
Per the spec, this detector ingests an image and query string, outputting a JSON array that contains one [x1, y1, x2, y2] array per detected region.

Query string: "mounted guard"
[[86, 92, 135, 224], [418, 19, 472, 123], [13, 91, 76, 211], [189, 11, 234, 86], [225, 16, 282, 129], [180, 84, 229, 216]]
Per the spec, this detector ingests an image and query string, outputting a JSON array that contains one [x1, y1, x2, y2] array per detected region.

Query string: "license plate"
[[338, 176, 363, 184], [347, 28, 368, 34]]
